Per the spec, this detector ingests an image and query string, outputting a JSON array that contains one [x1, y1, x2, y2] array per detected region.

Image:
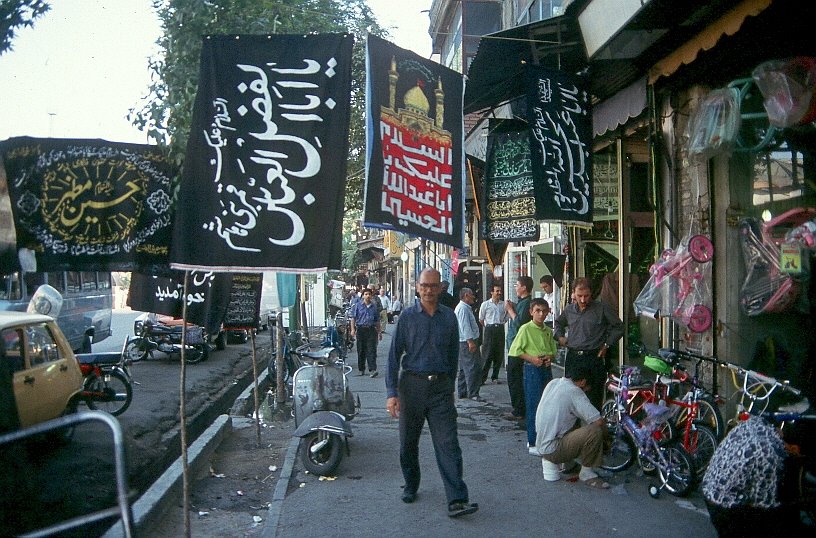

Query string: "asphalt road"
[[3, 309, 271, 537]]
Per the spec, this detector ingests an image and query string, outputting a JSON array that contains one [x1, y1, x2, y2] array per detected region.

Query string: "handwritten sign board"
[[223, 273, 263, 330]]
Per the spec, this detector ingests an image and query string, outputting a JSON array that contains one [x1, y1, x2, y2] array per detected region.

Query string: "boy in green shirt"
[[508, 298, 557, 450]]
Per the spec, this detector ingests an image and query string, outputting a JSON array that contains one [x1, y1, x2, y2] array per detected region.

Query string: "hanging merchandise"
[[738, 208, 816, 316], [633, 234, 714, 333], [752, 57, 816, 128], [686, 88, 742, 162]]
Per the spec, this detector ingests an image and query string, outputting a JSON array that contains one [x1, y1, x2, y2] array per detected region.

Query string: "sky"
[[0, 0, 433, 145]]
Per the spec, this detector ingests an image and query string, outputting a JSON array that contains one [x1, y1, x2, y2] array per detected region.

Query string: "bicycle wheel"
[[658, 444, 696, 497], [85, 370, 133, 416], [686, 423, 718, 477], [601, 422, 635, 472], [679, 393, 725, 440], [638, 420, 676, 475]]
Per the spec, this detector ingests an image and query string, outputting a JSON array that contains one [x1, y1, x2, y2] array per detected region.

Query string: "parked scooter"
[[292, 345, 359, 476], [124, 317, 208, 364]]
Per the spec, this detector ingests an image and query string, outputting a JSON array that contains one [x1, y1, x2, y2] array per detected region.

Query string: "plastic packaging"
[[752, 57, 816, 128], [687, 88, 742, 161]]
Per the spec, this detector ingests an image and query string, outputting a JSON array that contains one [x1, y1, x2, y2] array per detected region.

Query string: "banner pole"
[[250, 330, 261, 446], [179, 270, 191, 538]]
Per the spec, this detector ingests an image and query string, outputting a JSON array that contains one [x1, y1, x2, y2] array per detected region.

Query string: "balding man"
[[386, 268, 478, 518], [455, 287, 483, 401]]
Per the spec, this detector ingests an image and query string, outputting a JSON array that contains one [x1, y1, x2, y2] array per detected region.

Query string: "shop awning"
[[463, 15, 586, 115], [648, 0, 773, 83], [592, 76, 648, 137]]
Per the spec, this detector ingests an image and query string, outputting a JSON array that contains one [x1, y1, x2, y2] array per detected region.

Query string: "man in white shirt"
[[539, 275, 558, 327], [379, 287, 391, 328], [455, 287, 483, 400], [532, 361, 609, 489], [479, 284, 508, 384]]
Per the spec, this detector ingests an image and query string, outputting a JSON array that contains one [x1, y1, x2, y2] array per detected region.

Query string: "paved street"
[[273, 322, 716, 537]]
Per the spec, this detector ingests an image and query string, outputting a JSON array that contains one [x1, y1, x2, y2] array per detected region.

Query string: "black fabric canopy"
[[463, 15, 586, 115]]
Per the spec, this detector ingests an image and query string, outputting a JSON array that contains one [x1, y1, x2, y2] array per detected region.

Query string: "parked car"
[[0, 311, 84, 433]]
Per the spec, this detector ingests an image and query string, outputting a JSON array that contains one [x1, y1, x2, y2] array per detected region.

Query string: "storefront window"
[[751, 142, 814, 207], [506, 249, 529, 302]]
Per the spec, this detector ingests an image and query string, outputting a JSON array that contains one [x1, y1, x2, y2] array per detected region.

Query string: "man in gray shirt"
[[554, 277, 623, 410]]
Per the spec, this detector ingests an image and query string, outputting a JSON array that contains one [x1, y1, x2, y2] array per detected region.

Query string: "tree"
[[0, 0, 50, 55], [130, 0, 385, 211]]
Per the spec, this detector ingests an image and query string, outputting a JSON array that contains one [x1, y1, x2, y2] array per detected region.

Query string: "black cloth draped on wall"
[[526, 65, 593, 225]]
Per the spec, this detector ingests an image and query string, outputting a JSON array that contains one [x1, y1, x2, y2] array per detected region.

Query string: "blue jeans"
[[523, 363, 553, 446]]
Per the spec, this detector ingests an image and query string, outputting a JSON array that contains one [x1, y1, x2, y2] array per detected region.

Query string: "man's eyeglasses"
[[418, 283, 440, 289]]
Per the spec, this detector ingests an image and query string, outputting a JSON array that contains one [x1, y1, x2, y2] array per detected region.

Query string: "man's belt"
[[569, 348, 600, 356], [357, 324, 376, 328], [403, 371, 448, 382], [485, 323, 504, 327]]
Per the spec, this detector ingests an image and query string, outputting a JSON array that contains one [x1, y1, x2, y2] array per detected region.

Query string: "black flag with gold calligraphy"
[[170, 34, 353, 273], [481, 119, 539, 243], [0, 137, 176, 272], [364, 35, 465, 248]]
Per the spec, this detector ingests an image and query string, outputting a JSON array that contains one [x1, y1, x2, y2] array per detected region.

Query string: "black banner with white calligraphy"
[[526, 66, 593, 225], [364, 35, 465, 248], [127, 270, 232, 334], [0, 137, 176, 272], [223, 273, 262, 330], [170, 34, 353, 273], [481, 120, 539, 243]]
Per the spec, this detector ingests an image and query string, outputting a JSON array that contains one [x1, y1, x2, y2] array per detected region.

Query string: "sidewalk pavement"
[[268, 322, 716, 538]]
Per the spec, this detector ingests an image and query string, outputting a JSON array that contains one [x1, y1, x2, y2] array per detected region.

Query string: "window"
[[81, 272, 97, 291], [751, 142, 814, 207], [1, 328, 24, 372], [67, 271, 81, 294], [47, 272, 66, 294], [25, 323, 61, 366]]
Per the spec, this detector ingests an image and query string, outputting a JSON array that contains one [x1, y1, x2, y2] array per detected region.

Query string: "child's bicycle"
[[602, 367, 697, 498], [604, 349, 721, 477]]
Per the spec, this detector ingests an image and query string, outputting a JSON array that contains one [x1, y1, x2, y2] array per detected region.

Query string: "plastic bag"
[[633, 235, 714, 333], [752, 57, 816, 128], [687, 88, 742, 161]]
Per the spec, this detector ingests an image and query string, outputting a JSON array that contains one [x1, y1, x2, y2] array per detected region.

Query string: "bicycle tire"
[[678, 393, 725, 440], [686, 422, 718, 477], [638, 419, 676, 475], [84, 370, 133, 416], [601, 421, 635, 472], [658, 443, 696, 497]]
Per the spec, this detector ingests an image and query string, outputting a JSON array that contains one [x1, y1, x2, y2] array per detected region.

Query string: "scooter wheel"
[[300, 432, 342, 476], [183, 344, 208, 364]]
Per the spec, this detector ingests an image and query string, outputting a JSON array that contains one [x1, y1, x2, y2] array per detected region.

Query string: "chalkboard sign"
[[223, 273, 263, 330]]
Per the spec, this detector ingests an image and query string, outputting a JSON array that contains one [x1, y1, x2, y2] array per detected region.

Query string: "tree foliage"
[[130, 0, 386, 212], [0, 0, 50, 55]]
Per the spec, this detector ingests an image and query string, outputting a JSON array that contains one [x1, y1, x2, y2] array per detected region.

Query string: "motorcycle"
[[292, 345, 360, 476], [76, 341, 135, 416], [124, 317, 209, 364]]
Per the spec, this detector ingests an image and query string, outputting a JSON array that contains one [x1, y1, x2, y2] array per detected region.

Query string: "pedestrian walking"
[[389, 295, 402, 323], [350, 288, 382, 377], [504, 275, 534, 421], [553, 277, 623, 410], [385, 268, 478, 518], [479, 284, 508, 384], [379, 287, 391, 328], [508, 298, 557, 449], [455, 287, 483, 400]]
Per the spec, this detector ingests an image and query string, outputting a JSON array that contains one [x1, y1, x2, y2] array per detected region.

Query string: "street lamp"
[[400, 251, 409, 306]]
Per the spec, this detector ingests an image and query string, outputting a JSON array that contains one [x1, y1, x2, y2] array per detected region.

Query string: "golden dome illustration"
[[403, 83, 430, 115]]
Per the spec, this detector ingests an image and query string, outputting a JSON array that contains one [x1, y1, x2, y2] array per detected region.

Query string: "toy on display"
[[634, 234, 714, 333]]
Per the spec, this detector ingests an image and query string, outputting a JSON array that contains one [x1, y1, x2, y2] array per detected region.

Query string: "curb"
[[104, 363, 274, 537], [261, 436, 300, 538]]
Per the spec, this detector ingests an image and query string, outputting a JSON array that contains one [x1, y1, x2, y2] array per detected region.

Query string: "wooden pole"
[[179, 271, 191, 538], [250, 330, 261, 445]]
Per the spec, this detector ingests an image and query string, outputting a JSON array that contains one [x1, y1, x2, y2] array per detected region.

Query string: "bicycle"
[[604, 349, 721, 476], [602, 367, 697, 498], [719, 359, 802, 431]]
